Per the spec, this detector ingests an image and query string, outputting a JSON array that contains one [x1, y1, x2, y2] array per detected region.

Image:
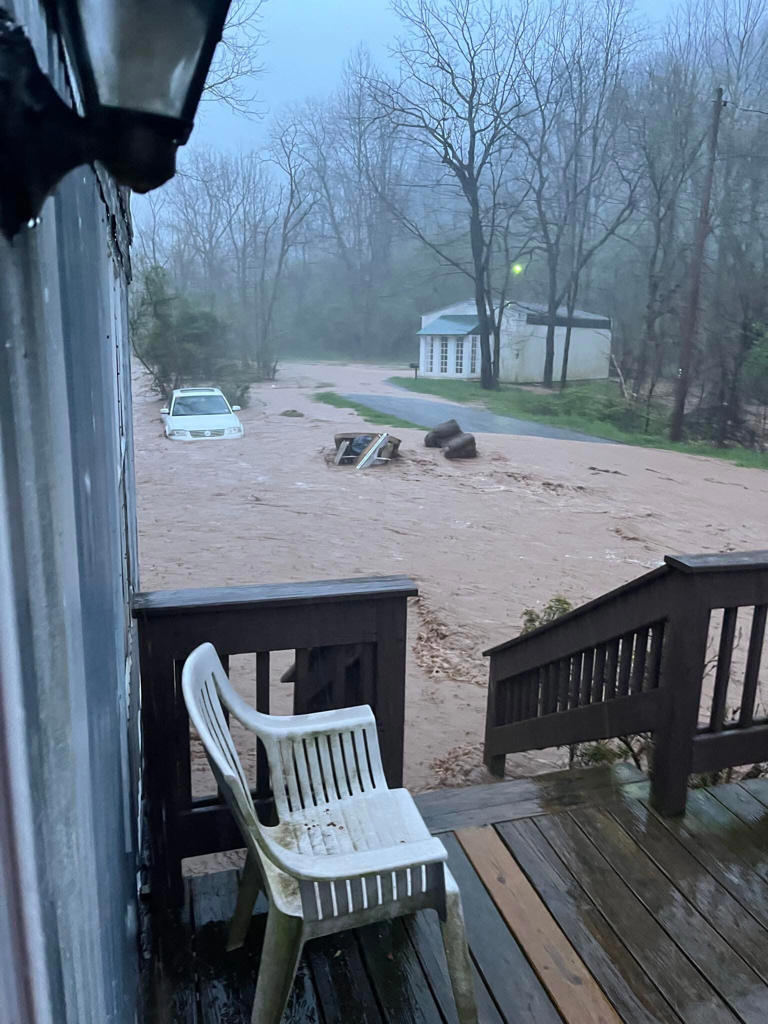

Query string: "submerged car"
[[162, 387, 244, 441]]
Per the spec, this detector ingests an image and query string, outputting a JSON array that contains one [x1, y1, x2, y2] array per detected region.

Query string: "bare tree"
[[366, 0, 535, 388], [247, 121, 317, 376], [692, 0, 768, 443], [203, 0, 265, 115], [164, 150, 242, 308], [516, 0, 639, 387], [291, 49, 405, 356], [627, 9, 707, 423]]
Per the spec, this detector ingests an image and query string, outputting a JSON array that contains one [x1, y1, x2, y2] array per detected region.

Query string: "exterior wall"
[[0, 4, 140, 1023], [419, 335, 481, 378], [418, 305, 611, 384], [562, 327, 612, 380], [499, 320, 611, 384]]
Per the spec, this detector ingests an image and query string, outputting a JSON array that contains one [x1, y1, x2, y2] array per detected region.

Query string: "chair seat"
[[270, 788, 431, 859], [257, 788, 437, 919]]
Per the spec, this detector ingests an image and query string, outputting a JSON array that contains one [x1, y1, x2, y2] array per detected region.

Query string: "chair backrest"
[[183, 642, 388, 826], [181, 642, 258, 845]]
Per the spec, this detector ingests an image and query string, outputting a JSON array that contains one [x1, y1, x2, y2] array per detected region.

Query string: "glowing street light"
[[512, 262, 524, 275]]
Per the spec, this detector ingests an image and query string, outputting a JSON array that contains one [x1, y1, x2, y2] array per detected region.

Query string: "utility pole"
[[669, 87, 725, 442]]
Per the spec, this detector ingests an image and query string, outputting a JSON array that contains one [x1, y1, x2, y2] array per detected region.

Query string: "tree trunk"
[[492, 322, 501, 384], [636, 259, 660, 395], [475, 280, 494, 390], [670, 88, 723, 441], [559, 287, 578, 389], [468, 193, 494, 389], [560, 324, 573, 389], [718, 317, 752, 447], [543, 262, 558, 387]]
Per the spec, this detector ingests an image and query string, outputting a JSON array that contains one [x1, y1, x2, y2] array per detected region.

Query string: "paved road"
[[343, 392, 613, 444]]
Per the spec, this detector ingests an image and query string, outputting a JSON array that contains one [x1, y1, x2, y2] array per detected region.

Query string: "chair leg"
[[227, 851, 263, 951], [441, 889, 478, 1024], [251, 907, 304, 1024]]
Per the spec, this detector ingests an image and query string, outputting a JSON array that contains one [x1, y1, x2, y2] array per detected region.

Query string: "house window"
[[440, 338, 449, 373], [455, 339, 464, 374], [470, 337, 478, 374], [427, 337, 434, 372]]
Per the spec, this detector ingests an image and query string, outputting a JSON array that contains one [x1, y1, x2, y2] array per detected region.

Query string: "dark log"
[[424, 419, 462, 447], [443, 432, 477, 459]]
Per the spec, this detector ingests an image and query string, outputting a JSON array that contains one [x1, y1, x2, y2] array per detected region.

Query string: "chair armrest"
[[256, 832, 447, 882], [272, 705, 377, 741], [218, 674, 375, 740]]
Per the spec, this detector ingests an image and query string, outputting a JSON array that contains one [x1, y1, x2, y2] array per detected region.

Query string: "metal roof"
[[418, 314, 480, 336], [419, 300, 611, 332], [507, 301, 611, 329]]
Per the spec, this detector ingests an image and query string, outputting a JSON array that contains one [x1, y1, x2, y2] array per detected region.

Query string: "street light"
[[0, 1, 232, 238]]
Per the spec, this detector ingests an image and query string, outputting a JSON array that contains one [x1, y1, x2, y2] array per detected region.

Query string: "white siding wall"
[[499, 323, 611, 383], [562, 328, 612, 379], [418, 312, 611, 384]]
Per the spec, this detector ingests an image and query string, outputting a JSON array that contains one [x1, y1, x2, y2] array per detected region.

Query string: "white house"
[[417, 299, 612, 383]]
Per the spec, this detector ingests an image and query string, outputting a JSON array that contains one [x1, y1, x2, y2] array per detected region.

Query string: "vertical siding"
[[500, 324, 612, 383], [0, 4, 139, 1023]]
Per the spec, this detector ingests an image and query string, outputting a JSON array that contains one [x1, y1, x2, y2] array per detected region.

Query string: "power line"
[[732, 105, 768, 117]]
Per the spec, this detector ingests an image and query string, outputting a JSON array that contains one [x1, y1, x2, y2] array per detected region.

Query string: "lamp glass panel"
[[77, 0, 209, 118]]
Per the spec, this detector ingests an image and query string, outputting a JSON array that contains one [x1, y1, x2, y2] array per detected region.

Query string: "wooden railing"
[[133, 575, 417, 908], [484, 551, 768, 815]]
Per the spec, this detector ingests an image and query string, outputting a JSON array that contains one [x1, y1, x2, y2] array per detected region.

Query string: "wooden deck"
[[163, 765, 768, 1023]]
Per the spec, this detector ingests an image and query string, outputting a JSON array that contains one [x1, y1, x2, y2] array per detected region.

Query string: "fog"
[[132, 0, 768, 454]]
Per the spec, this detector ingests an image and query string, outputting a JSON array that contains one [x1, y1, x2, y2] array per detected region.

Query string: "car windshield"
[[171, 395, 230, 416]]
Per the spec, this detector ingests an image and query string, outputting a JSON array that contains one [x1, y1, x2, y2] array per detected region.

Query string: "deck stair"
[[483, 551, 768, 814]]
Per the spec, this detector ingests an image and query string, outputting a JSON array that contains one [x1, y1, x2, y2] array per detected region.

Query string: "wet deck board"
[[160, 769, 768, 1023], [456, 826, 621, 1024]]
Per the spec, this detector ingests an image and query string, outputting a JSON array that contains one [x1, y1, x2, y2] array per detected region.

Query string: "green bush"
[[132, 265, 252, 405], [556, 386, 646, 430], [521, 595, 573, 634], [218, 379, 251, 409]]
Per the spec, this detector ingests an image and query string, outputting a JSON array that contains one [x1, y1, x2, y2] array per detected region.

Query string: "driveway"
[[342, 392, 614, 443]]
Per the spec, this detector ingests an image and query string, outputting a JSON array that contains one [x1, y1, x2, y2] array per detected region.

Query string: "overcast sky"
[[193, 0, 403, 150], [191, 0, 670, 153]]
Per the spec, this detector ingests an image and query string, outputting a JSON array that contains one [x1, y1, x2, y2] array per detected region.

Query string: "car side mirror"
[[161, 407, 169, 414], [231, 405, 241, 412]]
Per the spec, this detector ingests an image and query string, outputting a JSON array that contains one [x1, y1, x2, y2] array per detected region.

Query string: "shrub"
[[521, 595, 573, 634], [132, 265, 252, 405]]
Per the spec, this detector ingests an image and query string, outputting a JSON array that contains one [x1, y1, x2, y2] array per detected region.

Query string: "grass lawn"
[[389, 377, 768, 470], [313, 391, 425, 431]]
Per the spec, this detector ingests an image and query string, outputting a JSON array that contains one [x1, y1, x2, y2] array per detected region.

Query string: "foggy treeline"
[[133, 0, 768, 447]]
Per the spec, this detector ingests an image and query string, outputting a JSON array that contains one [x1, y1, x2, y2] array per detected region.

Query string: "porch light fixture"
[[0, 1, 232, 239]]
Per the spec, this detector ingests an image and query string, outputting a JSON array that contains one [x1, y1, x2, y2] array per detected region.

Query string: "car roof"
[[172, 387, 223, 396]]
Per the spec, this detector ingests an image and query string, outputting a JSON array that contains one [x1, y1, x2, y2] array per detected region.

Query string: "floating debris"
[[332, 432, 401, 468], [444, 432, 477, 459], [424, 419, 477, 459]]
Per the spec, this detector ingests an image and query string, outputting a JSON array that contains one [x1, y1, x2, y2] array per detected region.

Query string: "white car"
[[161, 387, 244, 441]]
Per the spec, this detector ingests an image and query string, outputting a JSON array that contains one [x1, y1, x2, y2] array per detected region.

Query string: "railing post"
[[483, 660, 506, 778], [374, 596, 407, 788], [650, 575, 710, 816], [136, 617, 185, 912]]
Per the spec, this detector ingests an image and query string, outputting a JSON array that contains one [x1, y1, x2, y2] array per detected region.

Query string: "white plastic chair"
[[182, 642, 478, 1024]]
